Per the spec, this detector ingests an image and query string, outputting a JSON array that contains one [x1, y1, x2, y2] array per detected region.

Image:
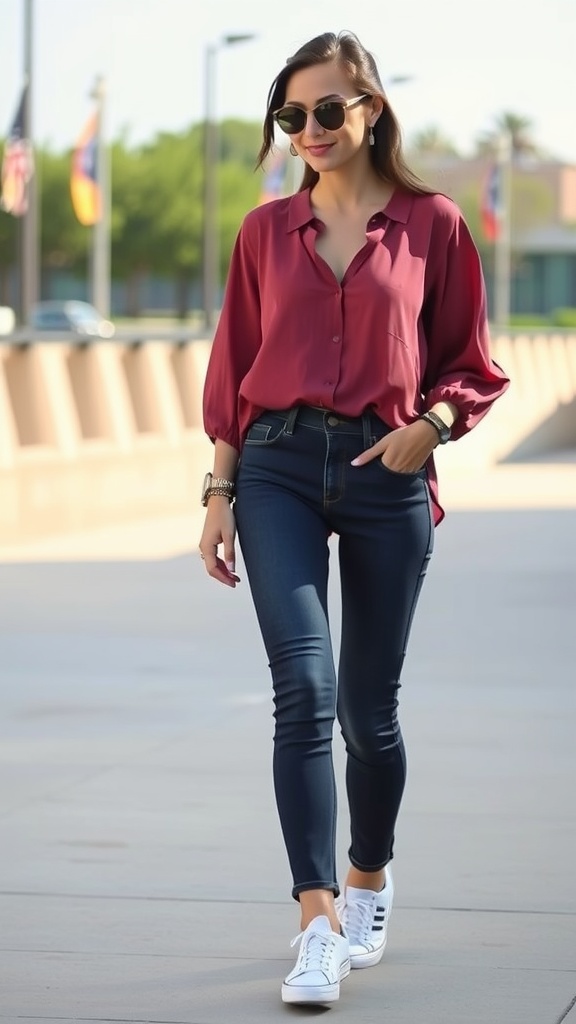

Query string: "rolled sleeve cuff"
[[425, 378, 509, 441]]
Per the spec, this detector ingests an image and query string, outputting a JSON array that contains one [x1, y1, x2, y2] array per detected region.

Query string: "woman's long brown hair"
[[256, 30, 431, 196]]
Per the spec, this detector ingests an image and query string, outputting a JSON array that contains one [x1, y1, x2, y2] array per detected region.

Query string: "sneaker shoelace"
[[291, 929, 338, 974], [339, 895, 380, 945]]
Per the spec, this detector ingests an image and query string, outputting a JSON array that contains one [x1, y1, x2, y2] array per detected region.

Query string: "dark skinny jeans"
[[234, 406, 434, 899]]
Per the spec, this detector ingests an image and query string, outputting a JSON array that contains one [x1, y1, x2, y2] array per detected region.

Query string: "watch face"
[[201, 472, 213, 502], [423, 412, 450, 443]]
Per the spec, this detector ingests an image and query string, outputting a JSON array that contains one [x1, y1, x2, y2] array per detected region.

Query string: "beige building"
[[415, 156, 576, 317]]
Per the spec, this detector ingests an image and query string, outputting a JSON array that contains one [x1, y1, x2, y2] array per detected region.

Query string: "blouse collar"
[[286, 186, 414, 232]]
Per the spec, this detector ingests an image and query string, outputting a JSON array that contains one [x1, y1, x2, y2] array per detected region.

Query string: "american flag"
[[1, 85, 34, 218]]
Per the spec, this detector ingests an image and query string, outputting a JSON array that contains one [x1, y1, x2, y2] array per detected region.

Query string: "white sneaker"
[[281, 914, 350, 1004], [336, 867, 394, 969]]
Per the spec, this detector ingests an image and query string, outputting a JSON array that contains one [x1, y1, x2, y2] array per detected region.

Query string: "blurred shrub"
[[508, 314, 551, 327], [551, 308, 576, 328]]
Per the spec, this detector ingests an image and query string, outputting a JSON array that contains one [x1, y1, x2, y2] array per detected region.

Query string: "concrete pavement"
[[1, 464, 575, 1023]]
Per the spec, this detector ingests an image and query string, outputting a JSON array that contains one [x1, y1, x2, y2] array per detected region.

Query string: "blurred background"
[[0, 0, 575, 544], [1, 0, 576, 330]]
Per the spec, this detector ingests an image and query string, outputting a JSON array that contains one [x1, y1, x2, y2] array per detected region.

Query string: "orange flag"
[[70, 112, 102, 225]]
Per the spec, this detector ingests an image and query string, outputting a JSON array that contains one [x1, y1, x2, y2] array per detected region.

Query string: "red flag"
[[480, 164, 501, 242], [1, 85, 34, 217], [70, 112, 102, 225]]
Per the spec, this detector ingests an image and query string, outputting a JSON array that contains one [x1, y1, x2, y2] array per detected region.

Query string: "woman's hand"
[[199, 497, 241, 588], [351, 419, 440, 473]]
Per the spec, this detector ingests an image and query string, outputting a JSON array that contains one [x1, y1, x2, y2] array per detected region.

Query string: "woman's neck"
[[310, 165, 393, 214]]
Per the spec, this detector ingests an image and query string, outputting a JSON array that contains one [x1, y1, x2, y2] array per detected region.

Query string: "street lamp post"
[[386, 75, 413, 87], [21, 0, 39, 324], [90, 75, 110, 318], [202, 33, 255, 331]]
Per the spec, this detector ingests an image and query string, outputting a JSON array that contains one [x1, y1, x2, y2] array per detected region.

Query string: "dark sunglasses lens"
[[275, 107, 305, 134], [314, 102, 346, 130]]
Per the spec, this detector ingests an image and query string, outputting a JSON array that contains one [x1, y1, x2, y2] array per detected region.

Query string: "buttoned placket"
[[300, 220, 386, 406]]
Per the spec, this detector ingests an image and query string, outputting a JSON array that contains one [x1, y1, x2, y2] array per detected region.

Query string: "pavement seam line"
[[555, 994, 576, 1024], [1, 890, 576, 916], [2, 948, 576, 972]]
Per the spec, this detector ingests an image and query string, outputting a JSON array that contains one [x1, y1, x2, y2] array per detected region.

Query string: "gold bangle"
[[206, 486, 234, 499], [203, 486, 235, 505]]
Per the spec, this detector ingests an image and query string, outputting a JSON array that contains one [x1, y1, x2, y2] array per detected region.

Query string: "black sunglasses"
[[273, 95, 369, 135]]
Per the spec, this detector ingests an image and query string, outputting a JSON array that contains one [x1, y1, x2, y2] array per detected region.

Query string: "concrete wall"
[[0, 340, 214, 543], [1, 334, 575, 544]]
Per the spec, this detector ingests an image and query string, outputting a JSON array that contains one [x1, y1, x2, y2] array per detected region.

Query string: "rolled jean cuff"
[[348, 849, 394, 873], [292, 879, 340, 901]]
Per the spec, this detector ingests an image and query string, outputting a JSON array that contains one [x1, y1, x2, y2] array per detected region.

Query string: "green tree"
[[2, 119, 267, 319], [408, 126, 459, 158], [110, 137, 162, 315], [218, 157, 262, 283], [219, 118, 263, 166], [0, 204, 17, 306], [39, 147, 89, 291]]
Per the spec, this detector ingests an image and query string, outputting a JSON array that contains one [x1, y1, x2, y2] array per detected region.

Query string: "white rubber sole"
[[281, 961, 350, 1004], [349, 940, 386, 969]]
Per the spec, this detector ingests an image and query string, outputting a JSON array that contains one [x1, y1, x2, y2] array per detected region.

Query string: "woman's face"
[[281, 60, 380, 174]]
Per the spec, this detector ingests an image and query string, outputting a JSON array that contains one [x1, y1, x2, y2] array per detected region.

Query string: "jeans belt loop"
[[284, 406, 299, 435], [362, 411, 372, 452]]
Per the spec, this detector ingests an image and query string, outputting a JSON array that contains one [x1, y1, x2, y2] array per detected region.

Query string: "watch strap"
[[420, 410, 451, 443]]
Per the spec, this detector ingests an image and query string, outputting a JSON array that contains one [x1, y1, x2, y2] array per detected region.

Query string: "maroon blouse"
[[203, 187, 509, 524]]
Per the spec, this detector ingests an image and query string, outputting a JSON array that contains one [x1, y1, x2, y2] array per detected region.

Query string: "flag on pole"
[[70, 112, 102, 225], [480, 164, 501, 242], [1, 84, 34, 217], [259, 150, 288, 205]]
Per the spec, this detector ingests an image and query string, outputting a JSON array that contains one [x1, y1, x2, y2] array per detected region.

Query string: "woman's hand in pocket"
[[351, 419, 439, 474]]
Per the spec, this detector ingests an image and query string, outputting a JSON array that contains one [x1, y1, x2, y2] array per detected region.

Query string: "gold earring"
[[368, 126, 375, 147], [289, 142, 298, 156]]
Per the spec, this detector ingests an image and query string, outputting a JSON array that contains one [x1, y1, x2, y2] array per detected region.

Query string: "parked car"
[[0, 306, 16, 336], [30, 301, 115, 338]]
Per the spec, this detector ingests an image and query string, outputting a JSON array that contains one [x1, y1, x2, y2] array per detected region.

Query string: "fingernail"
[[225, 561, 235, 572], [351, 458, 360, 466]]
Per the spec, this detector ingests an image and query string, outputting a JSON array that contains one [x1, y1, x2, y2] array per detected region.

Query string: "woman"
[[199, 30, 509, 1006]]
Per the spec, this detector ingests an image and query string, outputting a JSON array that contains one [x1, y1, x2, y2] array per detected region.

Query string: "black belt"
[[266, 405, 392, 450]]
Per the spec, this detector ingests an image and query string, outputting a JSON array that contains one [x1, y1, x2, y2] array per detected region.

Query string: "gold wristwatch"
[[201, 472, 235, 506]]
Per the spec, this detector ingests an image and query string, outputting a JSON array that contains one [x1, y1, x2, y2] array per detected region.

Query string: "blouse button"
[[332, 335, 340, 343]]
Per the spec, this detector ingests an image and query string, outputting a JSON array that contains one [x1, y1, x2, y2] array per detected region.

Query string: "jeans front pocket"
[[243, 415, 287, 447], [369, 434, 427, 480]]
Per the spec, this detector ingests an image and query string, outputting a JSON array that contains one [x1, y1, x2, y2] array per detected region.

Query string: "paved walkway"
[[1, 462, 575, 1023]]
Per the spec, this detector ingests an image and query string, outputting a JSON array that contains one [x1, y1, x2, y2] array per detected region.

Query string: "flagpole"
[[21, 0, 39, 324], [494, 130, 512, 327], [90, 75, 110, 317]]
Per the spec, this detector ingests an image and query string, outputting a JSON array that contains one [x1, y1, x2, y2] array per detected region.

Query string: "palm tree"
[[474, 112, 541, 159]]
